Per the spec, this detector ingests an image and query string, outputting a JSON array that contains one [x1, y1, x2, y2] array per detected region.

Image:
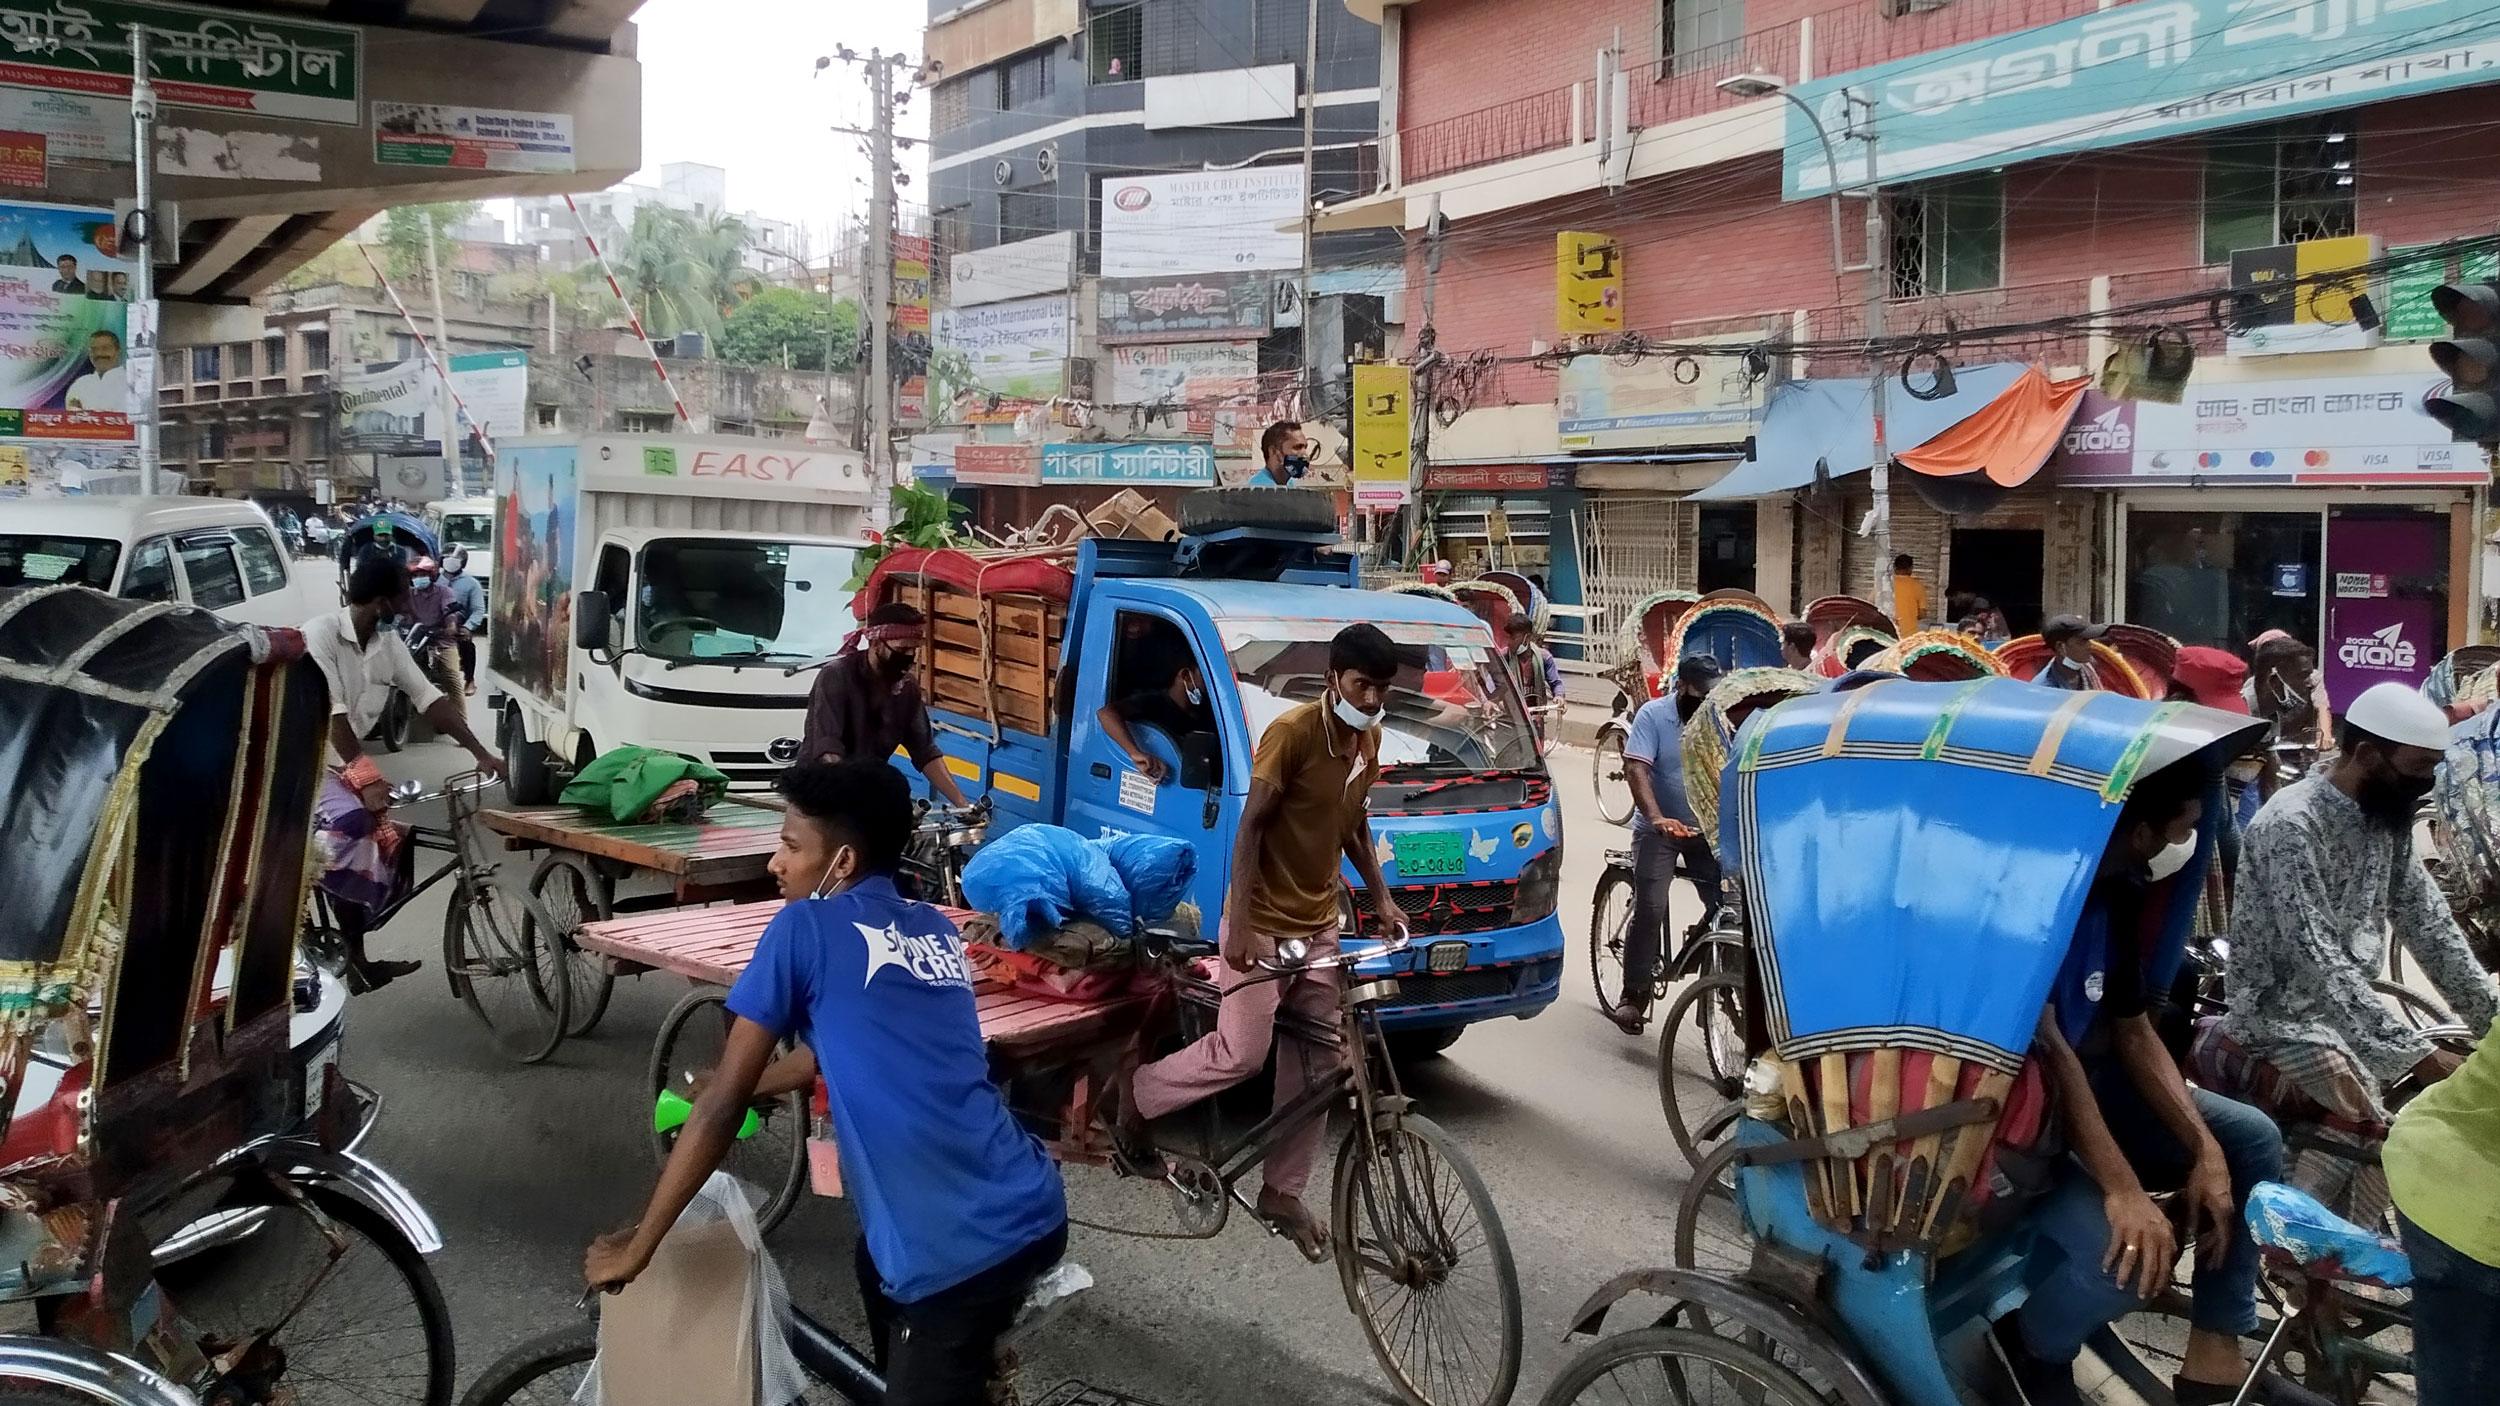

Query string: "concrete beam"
[[547, 0, 643, 44], [166, 214, 291, 297], [408, 0, 493, 21]]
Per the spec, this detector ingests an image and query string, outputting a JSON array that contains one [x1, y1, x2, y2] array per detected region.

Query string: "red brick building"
[[1329, 0, 2500, 698]]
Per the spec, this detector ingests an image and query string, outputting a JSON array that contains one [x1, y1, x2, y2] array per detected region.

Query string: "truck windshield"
[[1227, 630, 1541, 773], [0, 535, 121, 590], [439, 514, 491, 550], [636, 538, 860, 662]]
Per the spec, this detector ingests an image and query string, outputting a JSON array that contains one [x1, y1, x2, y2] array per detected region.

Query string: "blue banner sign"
[[1038, 441, 1217, 485], [1785, 0, 2500, 199]]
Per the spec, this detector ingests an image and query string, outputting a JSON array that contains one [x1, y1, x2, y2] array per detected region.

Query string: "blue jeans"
[[2016, 1085, 2284, 1362], [2397, 1209, 2500, 1406]]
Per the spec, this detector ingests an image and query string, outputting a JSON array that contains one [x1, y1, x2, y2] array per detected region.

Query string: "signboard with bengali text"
[[2056, 370, 2478, 485], [0, 0, 363, 126], [1039, 440, 1216, 486]]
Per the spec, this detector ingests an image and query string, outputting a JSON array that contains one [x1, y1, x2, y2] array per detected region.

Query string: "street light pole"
[[127, 24, 160, 489], [1718, 73, 1894, 618], [1297, 0, 1320, 390]]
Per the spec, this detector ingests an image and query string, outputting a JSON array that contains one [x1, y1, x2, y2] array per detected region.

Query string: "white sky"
[[499, 0, 932, 254]]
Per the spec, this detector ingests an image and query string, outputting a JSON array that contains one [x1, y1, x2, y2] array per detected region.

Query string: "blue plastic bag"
[[961, 825, 1135, 949], [1094, 833, 1196, 926], [2243, 1181, 2412, 1288]]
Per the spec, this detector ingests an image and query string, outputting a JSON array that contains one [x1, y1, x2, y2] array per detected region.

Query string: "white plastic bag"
[[576, 1172, 809, 1406]]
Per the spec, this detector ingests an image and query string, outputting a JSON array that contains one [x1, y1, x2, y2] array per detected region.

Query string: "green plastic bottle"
[[652, 1088, 763, 1141]]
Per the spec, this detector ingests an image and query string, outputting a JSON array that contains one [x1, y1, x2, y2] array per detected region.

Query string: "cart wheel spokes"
[[443, 881, 571, 1064], [527, 853, 617, 1036], [1334, 1114, 1522, 1406], [1658, 974, 1747, 1174], [650, 986, 808, 1235]]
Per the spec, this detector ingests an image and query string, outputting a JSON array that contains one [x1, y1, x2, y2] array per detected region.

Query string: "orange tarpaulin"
[[1897, 367, 2091, 487]]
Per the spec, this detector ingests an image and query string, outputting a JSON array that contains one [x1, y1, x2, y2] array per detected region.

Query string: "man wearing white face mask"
[[1096, 658, 1215, 783], [1995, 763, 2284, 1406], [1107, 622, 1408, 1258]]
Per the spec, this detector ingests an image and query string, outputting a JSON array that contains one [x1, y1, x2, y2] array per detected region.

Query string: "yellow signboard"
[[1351, 362, 1412, 509], [2294, 234, 2374, 325], [1556, 230, 1624, 335]]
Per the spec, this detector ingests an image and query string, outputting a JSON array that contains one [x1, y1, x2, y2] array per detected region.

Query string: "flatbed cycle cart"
[[578, 894, 1526, 1406], [472, 797, 790, 1036]]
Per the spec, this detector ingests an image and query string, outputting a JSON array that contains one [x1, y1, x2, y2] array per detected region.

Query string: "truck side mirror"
[[1178, 733, 1220, 791], [573, 591, 611, 652]]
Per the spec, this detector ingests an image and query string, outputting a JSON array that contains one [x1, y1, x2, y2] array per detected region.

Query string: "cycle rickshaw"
[[0, 585, 452, 1405], [1546, 677, 2425, 1406]]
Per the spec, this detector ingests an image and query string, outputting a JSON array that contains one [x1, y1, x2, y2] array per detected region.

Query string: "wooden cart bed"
[[474, 800, 785, 899], [574, 900, 1142, 1055]]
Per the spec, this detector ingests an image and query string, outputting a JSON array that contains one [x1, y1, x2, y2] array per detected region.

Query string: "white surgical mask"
[[2145, 836, 2196, 882], [1185, 685, 1204, 707], [1332, 693, 1382, 732], [811, 847, 857, 900]]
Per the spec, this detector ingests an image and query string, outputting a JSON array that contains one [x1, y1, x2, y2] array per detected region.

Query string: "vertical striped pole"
[[352, 241, 496, 466], [563, 194, 694, 428]]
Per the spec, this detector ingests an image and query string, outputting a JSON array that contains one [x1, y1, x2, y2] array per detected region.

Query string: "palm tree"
[[610, 206, 755, 342]]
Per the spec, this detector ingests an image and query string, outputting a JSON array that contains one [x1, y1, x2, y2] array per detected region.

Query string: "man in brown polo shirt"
[[1122, 622, 1408, 1255]]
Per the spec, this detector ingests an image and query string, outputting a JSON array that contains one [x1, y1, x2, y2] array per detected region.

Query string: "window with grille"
[[1889, 172, 2003, 296], [191, 346, 219, 381], [619, 410, 674, 433], [933, 206, 970, 261], [2202, 117, 2358, 266], [263, 336, 287, 373], [996, 50, 1053, 108], [1089, 4, 1143, 83], [303, 330, 328, 370], [932, 76, 973, 134], [997, 185, 1057, 244], [1662, 0, 1745, 74]]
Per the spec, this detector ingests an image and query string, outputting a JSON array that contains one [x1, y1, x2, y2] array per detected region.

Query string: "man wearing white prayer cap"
[[2197, 682, 2499, 1224]]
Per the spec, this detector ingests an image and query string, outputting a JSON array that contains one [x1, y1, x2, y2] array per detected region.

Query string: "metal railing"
[[1400, 84, 1581, 184]]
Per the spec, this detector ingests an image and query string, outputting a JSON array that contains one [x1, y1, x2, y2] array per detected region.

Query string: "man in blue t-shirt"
[[587, 760, 1066, 1405], [1612, 655, 1723, 1033]]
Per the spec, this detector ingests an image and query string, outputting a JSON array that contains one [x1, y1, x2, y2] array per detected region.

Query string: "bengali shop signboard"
[[1106, 342, 1260, 449], [1039, 441, 1216, 486], [1784, 0, 2500, 199], [2056, 371, 2478, 486], [951, 443, 1039, 486], [1099, 167, 1304, 279], [0, 1, 363, 126], [1096, 273, 1272, 344]]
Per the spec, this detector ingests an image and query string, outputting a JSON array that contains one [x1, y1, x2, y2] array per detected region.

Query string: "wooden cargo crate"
[[887, 576, 1066, 735]]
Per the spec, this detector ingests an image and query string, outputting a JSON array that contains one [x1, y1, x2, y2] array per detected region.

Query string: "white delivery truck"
[[483, 433, 875, 803], [426, 495, 498, 615]]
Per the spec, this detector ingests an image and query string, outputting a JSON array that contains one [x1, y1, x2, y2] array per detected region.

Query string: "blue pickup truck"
[[876, 524, 1564, 1055]]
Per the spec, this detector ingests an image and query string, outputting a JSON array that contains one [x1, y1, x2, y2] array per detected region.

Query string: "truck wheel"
[[1178, 487, 1337, 536], [502, 707, 555, 805], [1384, 1024, 1464, 1065]]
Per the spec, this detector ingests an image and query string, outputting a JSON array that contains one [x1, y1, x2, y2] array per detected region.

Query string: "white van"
[[426, 495, 496, 616], [0, 497, 326, 627]]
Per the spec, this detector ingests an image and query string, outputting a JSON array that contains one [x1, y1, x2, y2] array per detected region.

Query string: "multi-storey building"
[[1331, 0, 2500, 697], [919, 0, 1400, 532], [512, 162, 809, 277]]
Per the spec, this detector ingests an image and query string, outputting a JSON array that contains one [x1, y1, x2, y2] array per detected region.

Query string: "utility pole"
[[1849, 94, 1895, 620], [421, 209, 464, 499], [1296, 0, 1321, 391], [127, 25, 160, 489], [866, 50, 899, 530]]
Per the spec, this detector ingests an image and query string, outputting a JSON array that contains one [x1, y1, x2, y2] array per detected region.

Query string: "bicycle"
[[1076, 927, 1523, 1406], [302, 771, 573, 1063], [900, 798, 991, 907], [1592, 709, 1633, 825]]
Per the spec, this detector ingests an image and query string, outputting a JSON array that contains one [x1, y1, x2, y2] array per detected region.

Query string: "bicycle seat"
[[1137, 926, 1217, 963], [2244, 1182, 2412, 1288]]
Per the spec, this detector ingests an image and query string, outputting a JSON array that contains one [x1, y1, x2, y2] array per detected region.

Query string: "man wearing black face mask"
[[800, 603, 971, 806], [2204, 683, 2498, 1225], [1253, 419, 1310, 487]]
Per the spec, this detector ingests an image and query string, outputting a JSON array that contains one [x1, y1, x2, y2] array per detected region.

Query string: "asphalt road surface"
[[354, 701, 1709, 1406]]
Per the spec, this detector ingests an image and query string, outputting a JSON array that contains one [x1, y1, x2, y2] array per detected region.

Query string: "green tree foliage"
[[377, 202, 483, 284], [610, 206, 754, 341], [718, 287, 862, 370]]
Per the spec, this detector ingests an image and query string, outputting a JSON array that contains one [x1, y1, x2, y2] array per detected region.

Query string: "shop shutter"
[[1572, 495, 1698, 652]]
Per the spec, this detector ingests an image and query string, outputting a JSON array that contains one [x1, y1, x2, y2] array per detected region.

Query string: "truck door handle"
[[1090, 762, 1113, 779]]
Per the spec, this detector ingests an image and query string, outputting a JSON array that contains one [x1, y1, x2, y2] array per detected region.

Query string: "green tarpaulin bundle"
[[560, 745, 730, 824]]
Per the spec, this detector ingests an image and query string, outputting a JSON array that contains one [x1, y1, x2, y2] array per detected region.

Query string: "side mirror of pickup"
[[1177, 733, 1221, 792], [573, 591, 611, 652]]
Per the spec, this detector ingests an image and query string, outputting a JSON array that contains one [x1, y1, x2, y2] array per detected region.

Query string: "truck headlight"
[[1511, 846, 1562, 924]]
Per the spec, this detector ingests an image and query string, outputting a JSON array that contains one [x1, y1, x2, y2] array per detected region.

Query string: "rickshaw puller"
[[1611, 655, 1723, 1034], [1995, 764, 2285, 1406], [306, 553, 505, 991]]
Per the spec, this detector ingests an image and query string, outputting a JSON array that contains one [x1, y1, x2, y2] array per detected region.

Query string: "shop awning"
[[1897, 367, 2091, 486], [1688, 362, 2030, 501]]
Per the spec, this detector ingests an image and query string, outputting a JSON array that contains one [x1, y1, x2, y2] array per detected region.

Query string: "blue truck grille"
[[1382, 959, 1560, 1010], [1354, 881, 1517, 936]]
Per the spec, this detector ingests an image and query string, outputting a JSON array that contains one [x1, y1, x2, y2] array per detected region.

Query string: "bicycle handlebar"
[[1255, 929, 1413, 975]]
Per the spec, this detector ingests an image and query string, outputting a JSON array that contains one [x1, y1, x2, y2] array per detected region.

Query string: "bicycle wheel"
[[649, 986, 809, 1234], [1537, 1326, 1825, 1406], [1590, 866, 1633, 1017], [528, 854, 617, 1037], [1657, 974, 1746, 1173], [443, 880, 571, 1064], [1333, 1113, 1522, 1406], [146, 1179, 454, 1406], [1593, 723, 1633, 826], [458, 1322, 596, 1406]]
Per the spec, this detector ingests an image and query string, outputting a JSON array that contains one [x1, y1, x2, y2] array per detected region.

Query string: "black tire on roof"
[[1177, 487, 1338, 536]]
